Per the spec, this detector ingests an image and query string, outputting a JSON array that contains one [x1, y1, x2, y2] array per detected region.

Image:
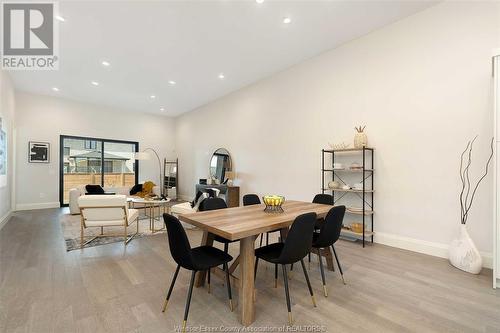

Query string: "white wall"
[[175, 2, 500, 263], [15, 92, 175, 210], [0, 70, 15, 228], [495, 52, 500, 287]]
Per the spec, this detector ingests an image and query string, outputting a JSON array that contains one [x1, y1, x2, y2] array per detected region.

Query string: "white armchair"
[[78, 195, 139, 248]]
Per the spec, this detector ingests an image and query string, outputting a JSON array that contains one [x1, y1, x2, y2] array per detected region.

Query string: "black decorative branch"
[[463, 136, 476, 222], [459, 140, 471, 223], [459, 137, 494, 225]]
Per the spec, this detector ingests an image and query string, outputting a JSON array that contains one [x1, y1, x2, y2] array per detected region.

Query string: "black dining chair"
[[254, 212, 317, 325], [199, 197, 237, 255], [290, 194, 334, 272], [161, 213, 233, 333], [242, 194, 281, 247], [312, 194, 334, 229], [199, 196, 228, 211], [242, 194, 260, 206], [313, 205, 346, 297]]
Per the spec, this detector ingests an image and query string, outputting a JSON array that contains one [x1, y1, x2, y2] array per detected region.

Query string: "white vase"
[[328, 180, 340, 189], [449, 224, 482, 274], [354, 132, 368, 148]]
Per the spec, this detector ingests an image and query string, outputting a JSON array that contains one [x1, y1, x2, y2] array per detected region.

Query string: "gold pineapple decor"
[[354, 125, 368, 148]]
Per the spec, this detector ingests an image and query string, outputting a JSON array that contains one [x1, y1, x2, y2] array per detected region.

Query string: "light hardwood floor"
[[1, 208, 499, 332]]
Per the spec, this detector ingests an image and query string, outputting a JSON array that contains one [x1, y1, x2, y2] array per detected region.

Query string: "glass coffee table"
[[127, 197, 171, 233]]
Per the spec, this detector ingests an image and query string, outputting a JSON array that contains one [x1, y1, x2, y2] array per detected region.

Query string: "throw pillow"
[[130, 184, 143, 195], [191, 191, 204, 207], [206, 188, 221, 198], [85, 184, 105, 194], [137, 181, 156, 198], [193, 192, 209, 211], [190, 188, 221, 207]]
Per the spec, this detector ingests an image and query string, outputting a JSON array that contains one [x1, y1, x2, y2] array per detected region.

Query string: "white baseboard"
[[15, 202, 60, 211], [374, 232, 493, 269], [481, 252, 493, 270], [156, 194, 498, 269], [0, 211, 12, 230]]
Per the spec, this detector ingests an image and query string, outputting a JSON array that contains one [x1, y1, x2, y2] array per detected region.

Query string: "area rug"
[[61, 201, 186, 251]]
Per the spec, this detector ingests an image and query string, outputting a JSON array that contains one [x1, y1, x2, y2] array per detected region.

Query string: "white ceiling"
[[9, 1, 436, 117]]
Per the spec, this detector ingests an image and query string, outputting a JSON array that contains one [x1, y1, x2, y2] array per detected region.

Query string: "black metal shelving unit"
[[164, 158, 178, 200], [321, 147, 374, 247]]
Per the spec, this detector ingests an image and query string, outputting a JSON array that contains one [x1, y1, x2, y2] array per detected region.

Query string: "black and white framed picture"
[[29, 141, 50, 163]]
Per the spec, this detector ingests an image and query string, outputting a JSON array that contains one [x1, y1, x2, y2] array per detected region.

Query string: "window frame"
[[59, 135, 139, 207]]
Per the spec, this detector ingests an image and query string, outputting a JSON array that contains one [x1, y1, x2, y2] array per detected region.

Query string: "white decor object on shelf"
[[449, 224, 482, 274], [328, 180, 340, 189], [333, 163, 343, 169], [329, 142, 350, 150], [350, 162, 362, 170], [354, 125, 368, 148]]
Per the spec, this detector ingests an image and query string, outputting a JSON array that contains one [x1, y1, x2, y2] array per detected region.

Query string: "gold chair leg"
[[162, 264, 180, 313], [82, 236, 97, 247], [161, 298, 169, 313], [124, 219, 139, 245], [80, 224, 84, 249], [288, 312, 293, 325]]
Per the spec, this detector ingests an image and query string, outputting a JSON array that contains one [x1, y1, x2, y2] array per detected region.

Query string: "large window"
[[84, 140, 97, 150], [59, 135, 139, 206]]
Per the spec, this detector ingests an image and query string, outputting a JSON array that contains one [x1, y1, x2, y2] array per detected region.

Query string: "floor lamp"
[[134, 148, 163, 197]]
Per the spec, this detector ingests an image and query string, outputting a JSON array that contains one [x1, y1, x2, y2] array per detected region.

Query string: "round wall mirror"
[[209, 148, 232, 183]]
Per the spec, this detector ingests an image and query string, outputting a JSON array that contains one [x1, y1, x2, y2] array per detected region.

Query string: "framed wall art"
[[29, 141, 50, 163]]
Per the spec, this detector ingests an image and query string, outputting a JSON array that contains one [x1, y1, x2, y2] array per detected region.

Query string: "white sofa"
[[69, 184, 160, 215]]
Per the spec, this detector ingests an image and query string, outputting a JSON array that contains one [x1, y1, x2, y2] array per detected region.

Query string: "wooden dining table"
[[179, 200, 333, 326]]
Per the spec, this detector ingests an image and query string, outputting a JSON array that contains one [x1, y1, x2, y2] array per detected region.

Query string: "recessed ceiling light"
[[55, 15, 65, 22], [160, 107, 165, 111], [101, 60, 110, 67], [52, 87, 59, 92], [283, 17, 292, 24], [256, 0, 264, 3], [218, 73, 225, 79], [168, 80, 176, 85], [150, 95, 156, 99], [91, 81, 99, 86]]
